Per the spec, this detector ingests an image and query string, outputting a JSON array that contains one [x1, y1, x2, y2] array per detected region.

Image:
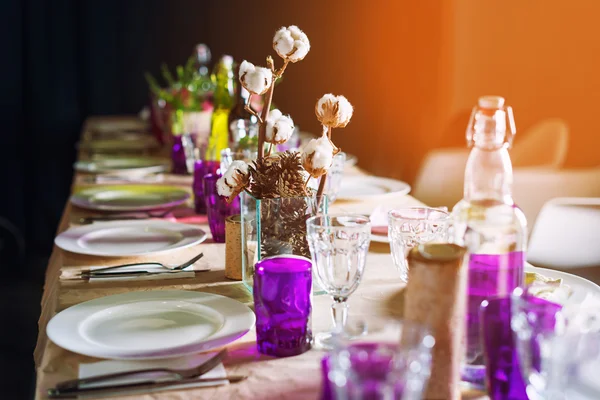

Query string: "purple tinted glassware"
[[465, 251, 525, 384], [481, 291, 562, 400], [193, 160, 219, 214], [480, 296, 528, 400], [171, 135, 187, 174], [253, 256, 312, 357], [203, 173, 240, 243], [510, 287, 563, 398]]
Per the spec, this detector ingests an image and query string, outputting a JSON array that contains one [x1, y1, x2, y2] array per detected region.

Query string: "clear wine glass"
[[388, 207, 451, 282], [306, 214, 371, 349]]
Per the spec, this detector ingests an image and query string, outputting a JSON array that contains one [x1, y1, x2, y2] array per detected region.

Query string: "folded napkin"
[[79, 352, 228, 395], [60, 243, 223, 282], [370, 206, 390, 236]]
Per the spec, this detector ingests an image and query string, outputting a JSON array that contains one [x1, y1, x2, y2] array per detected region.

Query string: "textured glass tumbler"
[[203, 173, 240, 243], [253, 256, 312, 357], [193, 160, 219, 214], [323, 321, 435, 400], [511, 288, 600, 400], [306, 214, 371, 349], [388, 207, 450, 282]]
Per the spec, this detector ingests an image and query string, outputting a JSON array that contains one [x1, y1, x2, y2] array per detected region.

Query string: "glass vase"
[[240, 192, 327, 294]]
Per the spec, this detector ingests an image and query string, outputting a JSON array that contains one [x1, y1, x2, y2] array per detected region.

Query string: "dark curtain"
[[0, 1, 211, 397]]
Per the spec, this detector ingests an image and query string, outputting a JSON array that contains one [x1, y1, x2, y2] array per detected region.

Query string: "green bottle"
[[206, 55, 235, 160]]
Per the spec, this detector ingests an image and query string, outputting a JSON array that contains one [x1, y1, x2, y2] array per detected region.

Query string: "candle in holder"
[[253, 256, 312, 357], [404, 243, 467, 400]]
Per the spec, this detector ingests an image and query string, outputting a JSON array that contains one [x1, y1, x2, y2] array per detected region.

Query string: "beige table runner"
[[34, 116, 487, 399]]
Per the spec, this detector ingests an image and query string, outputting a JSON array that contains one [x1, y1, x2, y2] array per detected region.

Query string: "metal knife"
[[47, 375, 246, 398]]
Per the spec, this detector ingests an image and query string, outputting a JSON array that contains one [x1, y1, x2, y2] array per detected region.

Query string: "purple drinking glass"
[[171, 135, 187, 174], [203, 173, 240, 243], [480, 296, 528, 400], [253, 256, 312, 357], [465, 251, 525, 385], [193, 160, 219, 214], [480, 291, 562, 400], [510, 287, 564, 398]]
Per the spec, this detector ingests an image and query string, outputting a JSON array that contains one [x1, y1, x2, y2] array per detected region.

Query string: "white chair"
[[510, 118, 569, 168], [528, 198, 600, 271], [413, 118, 570, 210]]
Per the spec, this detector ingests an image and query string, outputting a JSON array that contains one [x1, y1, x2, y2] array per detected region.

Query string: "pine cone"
[[248, 158, 280, 199], [276, 151, 309, 197]]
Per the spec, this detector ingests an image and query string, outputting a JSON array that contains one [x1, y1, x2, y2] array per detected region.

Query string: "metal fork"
[[49, 349, 226, 396], [81, 252, 204, 277], [78, 207, 175, 225]]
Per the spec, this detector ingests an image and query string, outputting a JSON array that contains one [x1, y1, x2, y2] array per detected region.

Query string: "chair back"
[[528, 197, 600, 269]]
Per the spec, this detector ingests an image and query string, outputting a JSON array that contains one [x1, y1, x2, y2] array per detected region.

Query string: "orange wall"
[[447, 0, 600, 169], [204, 0, 600, 184]]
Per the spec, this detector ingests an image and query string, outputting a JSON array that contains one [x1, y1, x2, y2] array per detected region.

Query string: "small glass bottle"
[[228, 79, 257, 151], [206, 55, 235, 161], [451, 96, 527, 389]]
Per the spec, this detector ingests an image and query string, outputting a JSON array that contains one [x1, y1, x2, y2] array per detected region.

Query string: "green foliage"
[[145, 56, 215, 111]]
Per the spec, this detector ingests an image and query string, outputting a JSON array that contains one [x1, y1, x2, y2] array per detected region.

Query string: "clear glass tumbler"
[[323, 320, 435, 400], [511, 288, 600, 400], [306, 214, 371, 349], [388, 207, 451, 282]]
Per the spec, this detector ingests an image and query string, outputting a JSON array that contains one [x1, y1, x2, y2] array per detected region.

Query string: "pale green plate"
[[74, 157, 170, 175], [71, 185, 190, 211]]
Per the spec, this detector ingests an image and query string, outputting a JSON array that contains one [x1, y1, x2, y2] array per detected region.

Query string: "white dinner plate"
[[337, 176, 411, 201], [71, 185, 190, 212], [74, 157, 170, 176], [54, 220, 207, 257], [526, 263, 600, 306], [78, 136, 159, 153], [47, 290, 255, 360], [91, 119, 148, 133]]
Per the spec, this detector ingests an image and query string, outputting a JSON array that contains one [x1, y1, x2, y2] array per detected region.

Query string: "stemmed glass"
[[511, 288, 600, 399], [388, 207, 451, 282], [306, 214, 371, 349]]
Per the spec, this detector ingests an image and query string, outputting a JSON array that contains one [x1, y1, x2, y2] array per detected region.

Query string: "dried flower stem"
[[244, 93, 263, 124], [257, 56, 276, 161], [275, 60, 289, 78]]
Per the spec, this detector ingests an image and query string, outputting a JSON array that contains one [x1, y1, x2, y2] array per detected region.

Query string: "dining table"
[[33, 116, 488, 399]]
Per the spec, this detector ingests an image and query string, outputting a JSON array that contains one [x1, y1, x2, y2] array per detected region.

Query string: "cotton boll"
[[273, 28, 295, 57], [217, 160, 250, 201], [265, 109, 295, 145], [217, 176, 233, 197], [239, 60, 254, 77], [315, 94, 354, 128], [239, 60, 273, 95], [273, 26, 310, 62], [301, 136, 334, 178]]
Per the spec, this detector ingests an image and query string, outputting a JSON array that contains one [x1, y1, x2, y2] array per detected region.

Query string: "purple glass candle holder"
[[203, 173, 240, 243], [193, 160, 219, 214], [253, 256, 312, 357], [481, 292, 562, 400]]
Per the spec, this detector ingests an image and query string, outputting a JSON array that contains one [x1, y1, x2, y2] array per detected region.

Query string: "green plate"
[[74, 157, 170, 175], [71, 185, 190, 211]]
